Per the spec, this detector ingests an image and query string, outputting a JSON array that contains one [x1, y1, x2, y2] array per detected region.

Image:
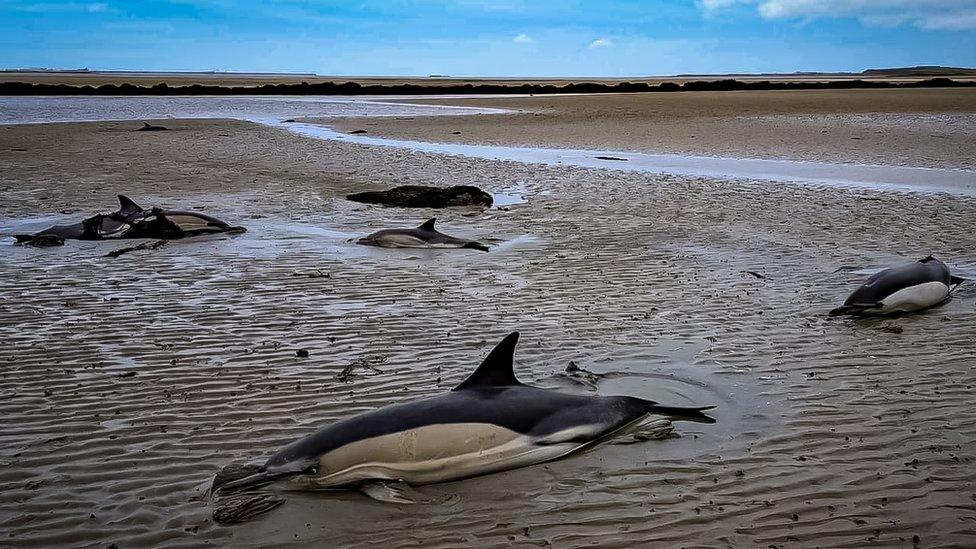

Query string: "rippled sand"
[[2, 119, 975, 547]]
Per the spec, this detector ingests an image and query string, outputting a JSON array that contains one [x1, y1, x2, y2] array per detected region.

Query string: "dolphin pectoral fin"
[[360, 481, 422, 504], [609, 416, 675, 444]]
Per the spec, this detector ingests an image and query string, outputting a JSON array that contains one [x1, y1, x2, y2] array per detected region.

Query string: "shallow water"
[[0, 95, 504, 125], [276, 120, 976, 196], [4, 96, 976, 195]]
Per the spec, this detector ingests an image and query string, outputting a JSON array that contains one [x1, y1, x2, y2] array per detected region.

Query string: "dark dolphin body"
[[135, 122, 169, 132], [14, 195, 245, 244], [830, 255, 965, 316], [215, 333, 714, 496], [355, 218, 489, 252]]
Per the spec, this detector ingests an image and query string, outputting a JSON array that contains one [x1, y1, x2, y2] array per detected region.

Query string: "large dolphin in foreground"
[[14, 194, 245, 244], [830, 255, 964, 316], [213, 333, 714, 503], [355, 218, 490, 252]]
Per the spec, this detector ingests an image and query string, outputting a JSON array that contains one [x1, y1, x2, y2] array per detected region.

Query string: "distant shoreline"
[[1, 77, 974, 96]]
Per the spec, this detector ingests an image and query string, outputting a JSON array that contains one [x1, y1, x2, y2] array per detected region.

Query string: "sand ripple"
[[1, 119, 975, 547]]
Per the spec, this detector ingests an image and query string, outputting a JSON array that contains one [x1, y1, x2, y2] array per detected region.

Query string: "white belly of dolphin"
[[300, 423, 583, 488], [294, 415, 675, 489], [166, 215, 211, 231], [878, 281, 949, 313]]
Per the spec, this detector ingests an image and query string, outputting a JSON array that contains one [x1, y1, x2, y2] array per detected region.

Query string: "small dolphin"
[[214, 332, 714, 500], [135, 122, 168, 132], [356, 218, 489, 252], [829, 255, 965, 316], [14, 195, 245, 243]]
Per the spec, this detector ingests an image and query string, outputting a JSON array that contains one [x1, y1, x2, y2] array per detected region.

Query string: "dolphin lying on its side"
[[830, 255, 965, 316], [214, 332, 714, 501], [355, 218, 489, 252], [14, 194, 245, 244]]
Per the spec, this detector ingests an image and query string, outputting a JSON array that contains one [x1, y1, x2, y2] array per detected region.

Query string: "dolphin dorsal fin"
[[418, 218, 436, 231], [919, 255, 936, 263], [117, 194, 144, 216], [452, 332, 521, 391]]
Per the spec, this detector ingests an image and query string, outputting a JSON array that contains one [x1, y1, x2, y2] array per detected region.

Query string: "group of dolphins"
[[15, 194, 968, 521], [15, 194, 491, 252]]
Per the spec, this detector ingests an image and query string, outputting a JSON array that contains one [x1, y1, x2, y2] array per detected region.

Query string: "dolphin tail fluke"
[[647, 404, 716, 424], [949, 275, 965, 291], [464, 241, 490, 252]]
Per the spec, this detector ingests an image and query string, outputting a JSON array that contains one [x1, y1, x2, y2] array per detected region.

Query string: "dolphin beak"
[[212, 466, 295, 495]]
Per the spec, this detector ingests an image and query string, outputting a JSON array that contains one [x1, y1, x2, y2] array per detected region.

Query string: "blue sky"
[[1, 0, 975, 76]]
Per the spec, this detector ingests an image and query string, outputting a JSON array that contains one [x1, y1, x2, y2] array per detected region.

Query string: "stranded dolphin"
[[214, 332, 714, 500], [355, 218, 489, 252], [14, 194, 245, 244], [829, 255, 965, 316]]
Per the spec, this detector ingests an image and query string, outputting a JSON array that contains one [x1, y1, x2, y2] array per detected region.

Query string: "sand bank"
[[326, 89, 976, 169]]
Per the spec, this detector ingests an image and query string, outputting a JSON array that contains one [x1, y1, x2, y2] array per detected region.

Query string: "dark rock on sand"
[[17, 234, 65, 247], [211, 462, 286, 524], [105, 240, 168, 258], [347, 185, 493, 209], [881, 324, 904, 334], [349, 129, 368, 135], [213, 492, 285, 524]]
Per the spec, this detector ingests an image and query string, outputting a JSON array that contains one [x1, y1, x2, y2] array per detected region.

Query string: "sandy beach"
[[2, 93, 976, 548]]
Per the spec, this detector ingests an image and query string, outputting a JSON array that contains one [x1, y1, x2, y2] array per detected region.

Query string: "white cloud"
[[587, 37, 611, 49], [12, 2, 111, 13], [513, 33, 533, 44], [698, 0, 742, 10], [701, 0, 976, 30]]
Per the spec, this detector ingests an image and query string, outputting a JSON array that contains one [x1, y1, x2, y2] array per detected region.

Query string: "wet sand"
[[2, 117, 976, 548], [327, 89, 976, 169]]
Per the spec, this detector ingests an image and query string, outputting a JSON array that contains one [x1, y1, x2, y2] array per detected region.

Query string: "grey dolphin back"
[[452, 332, 522, 391], [452, 332, 715, 421]]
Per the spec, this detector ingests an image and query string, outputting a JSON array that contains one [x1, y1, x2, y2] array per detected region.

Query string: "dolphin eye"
[[303, 465, 318, 475]]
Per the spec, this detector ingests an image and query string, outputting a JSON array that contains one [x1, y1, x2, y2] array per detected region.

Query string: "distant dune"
[[675, 66, 976, 79], [0, 66, 973, 95], [861, 66, 976, 77]]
